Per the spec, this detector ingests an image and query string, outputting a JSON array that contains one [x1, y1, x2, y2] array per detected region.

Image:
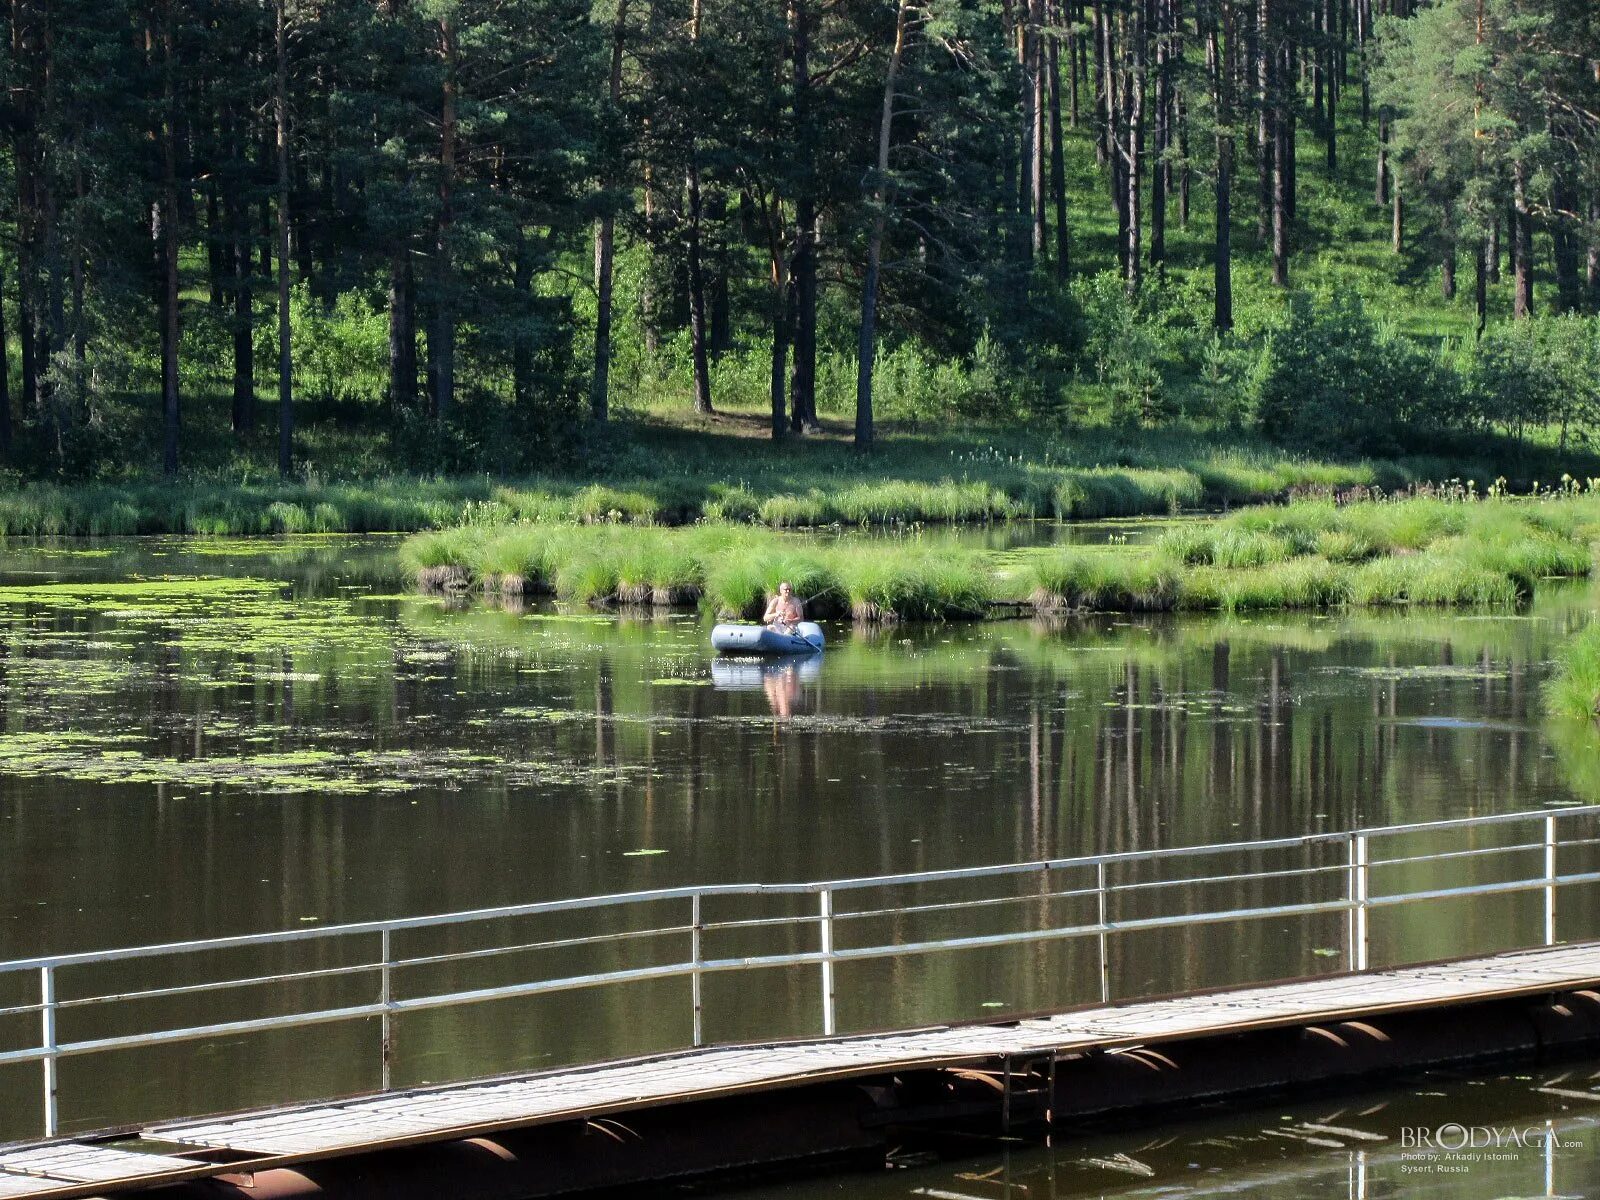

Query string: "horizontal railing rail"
[[3, 804, 1598, 1141]]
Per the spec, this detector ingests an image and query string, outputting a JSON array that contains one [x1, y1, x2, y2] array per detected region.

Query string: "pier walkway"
[[3, 805, 1599, 1198]]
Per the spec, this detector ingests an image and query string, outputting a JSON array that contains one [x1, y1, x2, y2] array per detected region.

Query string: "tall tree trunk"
[[771, 272, 793, 440], [1512, 158, 1532, 318], [429, 14, 457, 419], [684, 0, 713, 414], [1323, 0, 1336, 171], [1374, 116, 1388, 207], [590, 0, 628, 422], [1587, 192, 1598, 297], [1357, 0, 1370, 123], [1256, 0, 1272, 245], [206, 188, 226, 309], [1440, 242, 1455, 300], [12, 5, 37, 417], [232, 193, 256, 432], [1551, 177, 1579, 312], [1067, 4, 1080, 127], [70, 164, 86, 404], [709, 192, 732, 357], [768, 208, 791, 440], [1150, 0, 1168, 270], [275, 0, 293, 475], [1030, 0, 1046, 259], [157, 0, 181, 476], [1486, 211, 1500, 282], [0, 257, 10, 454], [789, 0, 818, 432], [1474, 240, 1487, 339], [1092, 0, 1111, 165], [1210, 0, 1233, 331], [1122, 0, 1145, 294], [1270, 29, 1289, 285], [1282, 35, 1294, 222], [1390, 179, 1401, 254], [856, 0, 910, 449], [388, 251, 414, 411], [512, 229, 534, 405], [1177, 97, 1191, 225], [1046, 0, 1070, 279]]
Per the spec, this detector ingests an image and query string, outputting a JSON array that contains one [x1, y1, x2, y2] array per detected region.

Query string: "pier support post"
[[691, 894, 704, 1047], [819, 890, 836, 1036], [40, 966, 58, 1138], [380, 929, 394, 1092], [1545, 815, 1558, 946]]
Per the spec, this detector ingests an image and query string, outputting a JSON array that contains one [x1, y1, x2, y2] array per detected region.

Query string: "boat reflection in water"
[[711, 654, 822, 720]]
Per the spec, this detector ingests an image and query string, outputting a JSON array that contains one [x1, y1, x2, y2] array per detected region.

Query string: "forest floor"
[[2, 405, 1597, 537]]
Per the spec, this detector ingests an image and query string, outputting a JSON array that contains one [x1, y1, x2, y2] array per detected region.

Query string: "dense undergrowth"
[[403, 494, 1600, 623]]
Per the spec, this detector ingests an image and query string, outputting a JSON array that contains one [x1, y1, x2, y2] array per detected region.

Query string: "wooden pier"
[[3, 940, 1600, 1200]]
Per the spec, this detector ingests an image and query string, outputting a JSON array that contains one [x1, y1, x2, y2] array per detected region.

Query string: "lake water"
[[727, 1059, 1600, 1200], [0, 530, 1597, 1146]]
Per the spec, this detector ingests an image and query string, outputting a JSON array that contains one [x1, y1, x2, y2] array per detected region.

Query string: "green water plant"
[[1546, 624, 1600, 721]]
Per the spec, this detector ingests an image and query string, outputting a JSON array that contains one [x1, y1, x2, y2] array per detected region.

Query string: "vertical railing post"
[[1096, 861, 1110, 1005], [1352, 833, 1369, 972], [40, 966, 58, 1138], [818, 889, 836, 1037], [1544, 814, 1558, 947], [379, 929, 394, 1092], [690, 893, 704, 1048]]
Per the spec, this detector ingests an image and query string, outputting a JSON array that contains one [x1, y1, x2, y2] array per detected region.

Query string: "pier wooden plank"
[[0, 1176, 97, 1199], [0, 1146, 202, 1184]]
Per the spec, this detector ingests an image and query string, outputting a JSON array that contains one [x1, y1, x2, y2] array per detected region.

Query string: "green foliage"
[[289, 286, 390, 407], [1255, 291, 1452, 455]]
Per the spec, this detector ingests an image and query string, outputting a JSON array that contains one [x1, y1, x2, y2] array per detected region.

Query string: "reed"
[[1546, 624, 1600, 721]]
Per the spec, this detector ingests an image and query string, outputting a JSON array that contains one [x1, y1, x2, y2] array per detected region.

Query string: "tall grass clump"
[[1177, 558, 1350, 611], [476, 527, 562, 594], [703, 550, 844, 619], [833, 547, 993, 621], [1546, 625, 1600, 721], [1054, 467, 1203, 518], [1027, 551, 1181, 611], [400, 527, 486, 589]]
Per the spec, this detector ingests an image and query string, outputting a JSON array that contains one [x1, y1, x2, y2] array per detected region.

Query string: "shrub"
[[1256, 289, 1451, 455]]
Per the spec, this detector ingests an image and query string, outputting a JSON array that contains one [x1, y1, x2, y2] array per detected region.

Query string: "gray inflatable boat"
[[711, 620, 825, 655]]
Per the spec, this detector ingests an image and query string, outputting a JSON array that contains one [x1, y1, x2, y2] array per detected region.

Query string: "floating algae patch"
[[0, 578, 280, 606], [502, 706, 590, 722], [0, 658, 146, 694], [650, 677, 711, 687], [1330, 664, 1510, 682], [0, 732, 637, 794]]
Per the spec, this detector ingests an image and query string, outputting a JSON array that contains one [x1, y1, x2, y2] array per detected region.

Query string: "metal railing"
[[3, 805, 1599, 1140]]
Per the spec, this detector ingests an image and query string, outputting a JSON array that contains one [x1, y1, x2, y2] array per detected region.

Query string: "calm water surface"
[[728, 1060, 1600, 1200], [0, 530, 1597, 1141]]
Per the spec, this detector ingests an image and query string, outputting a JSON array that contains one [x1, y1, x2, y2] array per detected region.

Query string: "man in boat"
[[763, 581, 803, 635]]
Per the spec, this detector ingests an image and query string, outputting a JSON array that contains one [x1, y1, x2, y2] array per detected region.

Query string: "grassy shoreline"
[[403, 495, 1598, 624], [4, 421, 1592, 537]]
